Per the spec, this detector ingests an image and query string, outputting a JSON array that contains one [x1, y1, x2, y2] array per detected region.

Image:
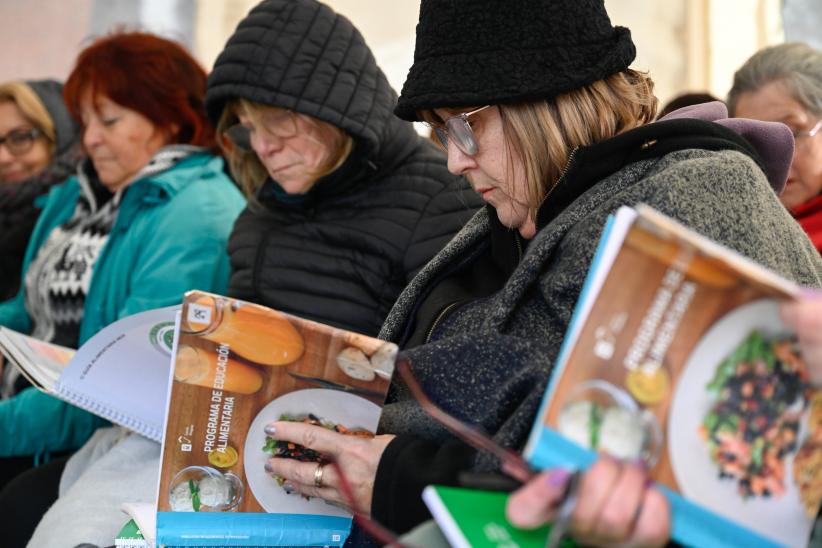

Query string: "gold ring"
[[313, 463, 325, 488]]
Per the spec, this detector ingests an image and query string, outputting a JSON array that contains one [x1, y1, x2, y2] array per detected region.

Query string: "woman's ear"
[[167, 122, 181, 142]]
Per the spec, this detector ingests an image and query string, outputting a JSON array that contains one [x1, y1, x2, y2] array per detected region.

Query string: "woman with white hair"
[[730, 42, 822, 253]]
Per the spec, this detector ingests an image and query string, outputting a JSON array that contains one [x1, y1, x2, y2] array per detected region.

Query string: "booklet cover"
[[422, 485, 573, 548], [0, 306, 177, 441], [524, 205, 819, 547], [155, 291, 397, 547]]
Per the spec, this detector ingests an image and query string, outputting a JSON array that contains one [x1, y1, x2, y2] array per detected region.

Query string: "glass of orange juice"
[[182, 294, 304, 367]]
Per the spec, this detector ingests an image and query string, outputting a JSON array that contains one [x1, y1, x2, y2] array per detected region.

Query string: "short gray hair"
[[728, 42, 822, 117]]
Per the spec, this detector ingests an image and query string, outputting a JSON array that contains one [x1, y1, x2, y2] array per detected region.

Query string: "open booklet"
[[0, 306, 177, 442], [524, 204, 820, 547], [155, 291, 397, 547]]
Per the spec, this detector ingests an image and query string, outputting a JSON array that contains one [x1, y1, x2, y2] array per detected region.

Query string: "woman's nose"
[[83, 124, 101, 149], [446, 141, 475, 175], [0, 144, 14, 164], [252, 132, 285, 157]]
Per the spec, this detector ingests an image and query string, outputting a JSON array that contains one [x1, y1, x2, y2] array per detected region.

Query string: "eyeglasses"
[[0, 127, 42, 156], [792, 119, 822, 144], [223, 109, 299, 152], [430, 105, 491, 156]]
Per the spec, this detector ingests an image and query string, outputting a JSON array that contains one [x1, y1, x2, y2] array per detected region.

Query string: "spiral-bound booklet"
[[0, 306, 178, 442]]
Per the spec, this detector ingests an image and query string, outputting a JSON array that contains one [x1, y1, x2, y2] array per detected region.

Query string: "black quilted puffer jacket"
[[205, 0, 480, 336]]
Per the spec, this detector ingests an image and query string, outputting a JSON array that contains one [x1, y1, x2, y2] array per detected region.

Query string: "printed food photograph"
[[700, 331, 810, 500], [243, 390, 379, 514], [157, 291, 396, 516], [534, 216, 820, 546], [669, 299, 821, 542]]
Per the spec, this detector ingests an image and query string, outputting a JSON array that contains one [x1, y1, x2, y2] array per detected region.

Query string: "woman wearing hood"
[[205, 0, 481, 337], [0, 79, 82, 302]]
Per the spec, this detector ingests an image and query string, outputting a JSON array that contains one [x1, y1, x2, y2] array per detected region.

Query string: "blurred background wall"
[[0, 0, 816, 107]]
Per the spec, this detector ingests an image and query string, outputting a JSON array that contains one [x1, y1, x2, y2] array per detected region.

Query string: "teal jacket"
[[0, 153, 245, 458]]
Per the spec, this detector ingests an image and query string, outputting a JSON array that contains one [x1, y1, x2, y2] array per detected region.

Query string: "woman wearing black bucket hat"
[[263, 0, 822, 544]]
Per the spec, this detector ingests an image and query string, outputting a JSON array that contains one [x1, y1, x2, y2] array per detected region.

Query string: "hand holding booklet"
[[155, 291, 397, 547], [520, 204, 820, 547], [0, 306, 177, 442]]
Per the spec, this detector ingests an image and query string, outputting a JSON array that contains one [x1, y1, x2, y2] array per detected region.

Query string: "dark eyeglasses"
[[223, 110, 298, 153], [0, 127, 42, 156], [430, 105, 491, 156]]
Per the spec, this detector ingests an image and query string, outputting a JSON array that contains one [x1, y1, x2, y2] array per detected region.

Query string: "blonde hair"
[[501, 69, 658, 217], [217, 98, 353, 201], [422, 69, 658, 218], [0, 81, 56, 152]]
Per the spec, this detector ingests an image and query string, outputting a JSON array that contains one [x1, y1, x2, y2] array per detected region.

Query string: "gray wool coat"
[[377, 148, 822, 471]]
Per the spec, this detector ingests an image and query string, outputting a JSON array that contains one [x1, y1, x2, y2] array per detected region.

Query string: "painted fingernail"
[[264, 462, 274, 473], [547, 468, 572, 488], [283, 483, 295, 495], [801, 288, 822, 299], [264, 424, 277, 435], [633, 458, 648, 472], [644, 478, 655, 489]]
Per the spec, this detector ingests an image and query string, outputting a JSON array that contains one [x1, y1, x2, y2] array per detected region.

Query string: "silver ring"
[[313, 463, 325, 488]]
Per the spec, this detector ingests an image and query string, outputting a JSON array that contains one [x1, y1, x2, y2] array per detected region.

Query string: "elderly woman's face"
[[435, 106, 535, 238], [734, 80, 822, 210], [238, 106, 339, 194], [80, 94, 171, 192], [0, 100, 51, 184]]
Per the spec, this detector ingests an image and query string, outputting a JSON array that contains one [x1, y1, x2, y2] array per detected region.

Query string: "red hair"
[[64, 31, 216, 149]]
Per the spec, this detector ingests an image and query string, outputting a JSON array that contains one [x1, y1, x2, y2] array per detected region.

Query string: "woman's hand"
[[263, 421, 395, 515], [780, 292, 822, 384], [506, 458, 670, 547]]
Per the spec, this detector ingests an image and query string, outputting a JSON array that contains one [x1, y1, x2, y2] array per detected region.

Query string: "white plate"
[[244, 388, 381, 516], [668, 299, 811, 546]]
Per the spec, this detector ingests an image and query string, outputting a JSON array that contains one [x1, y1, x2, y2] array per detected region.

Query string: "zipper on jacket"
[[425, 300, 465, 344], [555, 146, 579, 188], [514, 234, 523, 263]]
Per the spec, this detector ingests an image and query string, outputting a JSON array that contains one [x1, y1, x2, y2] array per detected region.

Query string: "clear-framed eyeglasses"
[[792, 119, 822, 145], [223, 109, 299, 152], [0, 127, 42, 156], [430, 105, 491, 156]]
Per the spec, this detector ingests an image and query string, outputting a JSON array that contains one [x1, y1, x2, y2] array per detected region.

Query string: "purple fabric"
[[659, 101, 794, 195]]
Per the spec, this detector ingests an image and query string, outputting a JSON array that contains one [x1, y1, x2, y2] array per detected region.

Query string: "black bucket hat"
[[395, 0, 636, 121]]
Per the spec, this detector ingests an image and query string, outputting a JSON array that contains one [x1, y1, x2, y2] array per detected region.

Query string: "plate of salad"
[[668, 299, 814, 543], [243, 388, 380, 515]]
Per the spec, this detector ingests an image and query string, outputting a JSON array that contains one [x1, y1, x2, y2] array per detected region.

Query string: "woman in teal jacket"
[[0, 32, 245, 474]]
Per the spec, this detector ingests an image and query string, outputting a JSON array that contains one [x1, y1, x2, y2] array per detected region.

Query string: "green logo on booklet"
[[115, 518, 147, 547], [149, 321, 176, 357]]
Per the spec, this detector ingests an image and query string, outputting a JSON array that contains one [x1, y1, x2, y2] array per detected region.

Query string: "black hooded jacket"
[[205, 0, 481, 336]]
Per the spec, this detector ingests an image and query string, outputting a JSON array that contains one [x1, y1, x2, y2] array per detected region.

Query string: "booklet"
[[155, 291, 397, 547], [0, 306, 177, 442], [524, 204, 820, 547], [422, 485, 573, 548]]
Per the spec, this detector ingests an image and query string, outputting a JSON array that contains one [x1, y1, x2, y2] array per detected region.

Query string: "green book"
[[115, 518, 148, 548], [422, 485, 575, 548]]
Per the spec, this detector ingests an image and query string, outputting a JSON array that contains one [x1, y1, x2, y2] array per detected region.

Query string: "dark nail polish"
[[264, 424, 277, 435]]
